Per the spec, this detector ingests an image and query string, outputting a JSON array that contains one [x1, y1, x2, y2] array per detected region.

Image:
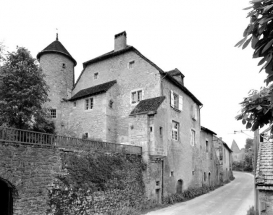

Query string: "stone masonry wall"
[[39, 53, 74, 134], [73, 51, 161, 144], [161, 78, 202, 194], [0, 142, 62, 215], [258, 190, 273, 215]]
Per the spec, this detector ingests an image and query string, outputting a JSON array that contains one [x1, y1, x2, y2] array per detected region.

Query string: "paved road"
[[145, 172, 254, 215]]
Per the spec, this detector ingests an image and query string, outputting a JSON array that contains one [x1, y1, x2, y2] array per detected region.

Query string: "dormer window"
[[128, 60, 135, 69], [94, 73, 98, 79]]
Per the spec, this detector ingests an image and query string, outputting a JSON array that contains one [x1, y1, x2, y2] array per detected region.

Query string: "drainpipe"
[[161, 159, 164, 203], [254, 129, 259, 215]]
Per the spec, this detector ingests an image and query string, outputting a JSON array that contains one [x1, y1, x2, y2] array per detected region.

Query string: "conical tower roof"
[[231, 140, 240, 153], [37, 34, 77, 66]]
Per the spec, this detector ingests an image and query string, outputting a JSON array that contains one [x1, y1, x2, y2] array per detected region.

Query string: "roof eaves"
[[201, 126, 217, 135]]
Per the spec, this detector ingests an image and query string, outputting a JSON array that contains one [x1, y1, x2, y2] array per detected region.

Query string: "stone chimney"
[[114, 31, 127, 51]]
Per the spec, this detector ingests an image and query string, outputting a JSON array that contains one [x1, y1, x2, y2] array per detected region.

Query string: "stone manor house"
[[37, 31, 232, 202]]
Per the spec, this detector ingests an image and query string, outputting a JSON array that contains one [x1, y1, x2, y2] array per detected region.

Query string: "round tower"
[[37, 34, 77, 131]]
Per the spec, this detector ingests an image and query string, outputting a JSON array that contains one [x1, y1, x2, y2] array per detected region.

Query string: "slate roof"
[[130, 96, 165, 116], [37, 37, 77, 66], [256, 142, 273, 190], [69, 80, 117, 101], [77, 46, 202, 106], [167, 68, 185, 78]]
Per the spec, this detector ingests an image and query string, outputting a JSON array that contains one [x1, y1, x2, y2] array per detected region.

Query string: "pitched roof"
[[37, 37, 77, 66], [201, 126, 217, 135], [79, 46, 202, 106], [167, 68, 185, 78], [256, 142, 273, 190], [130, 96, 165, 116], [69, 80, 116, 101], [231, 140, 240, 153]]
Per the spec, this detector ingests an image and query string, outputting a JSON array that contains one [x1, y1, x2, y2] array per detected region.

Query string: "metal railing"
[[0, 126, 142, 155]]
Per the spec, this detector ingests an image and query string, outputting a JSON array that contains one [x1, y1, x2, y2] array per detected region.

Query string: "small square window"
[[94, 73, 98, 79], [156, 181, 160, 186], [73, 101, 77, 107], [50, 109, 56, 118], [172, 121, 179, 141], [62, 63, 66, 69], [170, 171, 174, 177], [82, 133, 88, 139], [128, 60, 135, 69], [192, 170, 194, 175], [131, 89, 143, 104]]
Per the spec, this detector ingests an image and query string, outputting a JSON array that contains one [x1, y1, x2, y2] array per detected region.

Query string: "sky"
[[0, 0, 268, 149]]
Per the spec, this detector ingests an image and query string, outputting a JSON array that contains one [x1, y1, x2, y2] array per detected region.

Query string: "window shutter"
[[170, 90, 174, 107], [179, 95, 183, 111]]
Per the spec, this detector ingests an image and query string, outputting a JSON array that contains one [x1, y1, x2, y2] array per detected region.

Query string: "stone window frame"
[[190, 129, 196, 146], [84, 97, 94, 111], [130, 88, 144, 105], [172, 121, 179, 141], [50, 109, 56, 118]]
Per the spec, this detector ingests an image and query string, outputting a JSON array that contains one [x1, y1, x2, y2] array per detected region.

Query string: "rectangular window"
[[160, 127, 163, 137], [94, 73, 98, 79], [191, 129, 195, 146], [170, 90, 183, 111], [128, 60, 135, 69], [172, 121, 179, 141], [82, 133, 88, 139], [85, 99, 89, 110], [90, 98, 93, 109], [85, 98, 94, 110], [131, 89, 143, 104], [50, 109, 56, 118], [73, 101, 77, 107], [192, 104, 198, 120], [206, 140, 209, 152]]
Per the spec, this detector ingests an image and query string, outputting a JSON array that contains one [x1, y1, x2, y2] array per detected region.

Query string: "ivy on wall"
[[47, 152, 146, 215]]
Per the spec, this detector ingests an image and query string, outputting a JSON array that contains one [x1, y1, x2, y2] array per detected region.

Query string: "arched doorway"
[[0, 179, 13, 215], [176, 179, 183, 194]]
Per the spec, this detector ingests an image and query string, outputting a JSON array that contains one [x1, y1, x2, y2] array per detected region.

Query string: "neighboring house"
[[214, 136, 233, 182], [200, 126, 220, 186], [255, 127, 273, 215], [37, 31, 224, 201], [255, 141, 273, 215], [231, 140, 245, 163]]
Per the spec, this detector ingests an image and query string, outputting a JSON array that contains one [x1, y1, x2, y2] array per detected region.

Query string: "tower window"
[[94, 73, 98, 79], [62, 63, 66, 69], [50, 109, 56, 118]]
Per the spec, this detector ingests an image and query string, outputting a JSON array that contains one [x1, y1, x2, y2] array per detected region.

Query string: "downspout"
[[161, 159, 164, 203]]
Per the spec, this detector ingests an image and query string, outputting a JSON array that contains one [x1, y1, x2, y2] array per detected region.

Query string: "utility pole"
[[254, 129, 259, 215]]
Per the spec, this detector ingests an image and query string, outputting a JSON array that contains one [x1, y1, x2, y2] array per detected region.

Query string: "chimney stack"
[[114, 31, 127, 51]]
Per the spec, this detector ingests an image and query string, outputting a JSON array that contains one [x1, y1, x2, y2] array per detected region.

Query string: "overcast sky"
[[0, 0, 267, 149]]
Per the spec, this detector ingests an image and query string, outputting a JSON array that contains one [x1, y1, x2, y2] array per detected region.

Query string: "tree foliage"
[[236, 0, 273, 132], [235, 87, 273, 131], [0, 47, 55, 133]]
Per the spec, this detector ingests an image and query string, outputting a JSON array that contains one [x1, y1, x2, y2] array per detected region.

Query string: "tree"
[[0, 47, 55, 133], [235, 0, 273, 132], [245, 138, 254, 152]]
